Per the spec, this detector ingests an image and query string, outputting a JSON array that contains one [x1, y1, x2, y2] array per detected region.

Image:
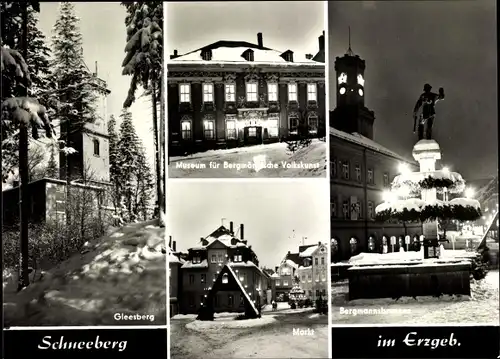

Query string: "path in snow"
[[3, 220, 166, 326], [331, 270, 499, 325], [168, 139, 326, 178], [170, 310, 328, 359]]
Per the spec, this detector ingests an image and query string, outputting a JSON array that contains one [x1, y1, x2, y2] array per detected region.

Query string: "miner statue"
[[413, 84, 445, 140]]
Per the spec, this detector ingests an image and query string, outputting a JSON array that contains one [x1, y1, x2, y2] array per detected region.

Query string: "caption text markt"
[[38, 336, 127, 352], [377, 332, 461, 349], [176, 161, 321, 171]]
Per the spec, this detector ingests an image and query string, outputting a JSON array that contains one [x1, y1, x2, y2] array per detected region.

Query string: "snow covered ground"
[[168, 139, 326, 178], [170, 310, 328, 359], [3, 220, 166, 326], [331, 270, 499, 325]]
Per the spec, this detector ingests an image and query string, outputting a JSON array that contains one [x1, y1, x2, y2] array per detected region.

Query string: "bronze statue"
[[413, 84, 445, 140]]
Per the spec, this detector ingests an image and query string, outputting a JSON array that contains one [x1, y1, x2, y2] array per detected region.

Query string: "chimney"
[[306, 54, 313, 60], [230, 221, 234, 234], [318, 31, 325, 51], [169, 236, 172, 248], [173, 241, 177, 252], [257, 32, 263, 48], [200, 237, 204, 243], [240, 224, 244, 240], [275, 266, 279, 272], [170, 49, 178, 60], [288, 251, 291, 255]]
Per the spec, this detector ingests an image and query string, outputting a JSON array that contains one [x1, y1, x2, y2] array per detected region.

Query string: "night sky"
[[329, 1, 497, 180]]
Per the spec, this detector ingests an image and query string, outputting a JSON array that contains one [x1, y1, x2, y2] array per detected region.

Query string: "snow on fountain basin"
[[348, 250, 477, 267], [186, 315, 277, 331]]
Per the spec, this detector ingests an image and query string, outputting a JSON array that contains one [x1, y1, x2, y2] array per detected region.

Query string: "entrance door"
[[243, 126, 263, 145]]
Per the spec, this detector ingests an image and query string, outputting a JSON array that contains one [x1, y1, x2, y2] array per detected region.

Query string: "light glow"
[[382, 190, 396, 203], [398, 163, 411, 175], [464, 187, 475, 199], [338, 72, 347, 84], [442, 166, 449, 173], [357, 74, 365, 86], [358, 89, 364, 96], [339, 87, 346, 95]]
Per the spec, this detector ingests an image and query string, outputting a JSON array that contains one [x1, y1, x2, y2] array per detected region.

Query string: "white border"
[[323, 2, 332, 359]]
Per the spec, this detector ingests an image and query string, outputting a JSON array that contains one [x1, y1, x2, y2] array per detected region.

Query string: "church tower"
[[331, 31, 375, 139], [59, 61, 111, 185]]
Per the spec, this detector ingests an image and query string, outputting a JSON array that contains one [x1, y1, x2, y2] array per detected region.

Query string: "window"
[[321, 257, 325, 265], [283, 280, 288, 286], [316, 290, 320, 297], [201, 274, 206, 283], [314, 258, 318, 265], [308, 116, 319, 133], [233, 254, 242, 262], [226, 119, 237, 139], [331, 202, 337, 218], [180, 83, 190, 103], [342, 161, 350, 180], [228, 294, 234, 306], [217, 255, 223, 263], [222, 273, 228, 284], [276, 280, 280, 286], [248, 127, 257, 137], [211, 255, 217, 263], [203, 83, 214, 102], [342, 201, 349, 219], [93, 139, 99, 156], [193, 256, 201, 264], [383, 173, 389, 187], [315, 274, 320, 282], [289, 116, 299, 133], [355, 165, 361, 182], [331, 158, 337, 177], [189, 274, 194, 284], [246, 82, 258, 102], [267, 116, 279, 137], [287, 83, 299, 102], [268, 83, 278, 101], [301, 275, 305, 281], [240, 295, 244, 305], [225, 83, 235, 102], [368, 201, 374, 219], [181, 120, 192, 140], [288, 83, 297, 102], [239, 272, 246, 282], [350, 238, 358, 254], [307, 83, 317, 102], [204, 120, 215, 140], [308, 275, 312, 282], [367, 168, 374, 184]]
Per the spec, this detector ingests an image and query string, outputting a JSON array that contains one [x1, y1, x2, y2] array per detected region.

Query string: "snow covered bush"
[[470, 248, 490, 281]]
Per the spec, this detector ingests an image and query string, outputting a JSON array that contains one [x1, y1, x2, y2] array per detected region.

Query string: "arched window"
[[222, 273, 228, 284], [349, 237, 358, 254], [368, 236, 376, 252], [93, 139, 100, 156]]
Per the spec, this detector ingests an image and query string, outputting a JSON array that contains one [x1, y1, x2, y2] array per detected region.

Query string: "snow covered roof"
[[270, 272, 280, 279], [170, 40, 323, 67], [181, 259, 208, 269], [330, 127, 415, 164], [299, 245, 319, 257], [191, 225, 248, 250], [284, 259, 299, 269], [230, 261, 267, 277]]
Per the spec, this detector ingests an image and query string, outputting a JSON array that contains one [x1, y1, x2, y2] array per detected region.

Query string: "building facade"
[[167, 32, 326, 156], [178, 221, 272, 314], [330, 49, 422, 263]]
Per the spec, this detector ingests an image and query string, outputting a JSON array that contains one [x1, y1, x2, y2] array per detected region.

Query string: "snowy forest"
[[1, 2, 164, 290]]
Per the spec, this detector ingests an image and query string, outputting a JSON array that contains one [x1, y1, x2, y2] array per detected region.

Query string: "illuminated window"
[[246, 82, 258, 102], [181, 120, 192, 140], [331, 201, 337, 218], [267, 115, 279, 137], [289, 116, 299, 133], [350, 237, 358, 254], [179, 83, 190, 103], [222, 273, 228, 284], [355, 165, 361, 182], [248, 127, 257, 137], [226, 119, 237, 139], [338, 72, 347, 84], [204, 120, 215, 140], [268, 83, 278, 101], [342, 162, 350, 180], [307, 83, 317, 102], [288, 83, 297, 102], [225, 84, 235, 102], [368, 201, 374, 219], [368, 237, 375, 252], [203, 83, 214, 102], [308, 115, 318, 133], [367, 169, 374, 184]]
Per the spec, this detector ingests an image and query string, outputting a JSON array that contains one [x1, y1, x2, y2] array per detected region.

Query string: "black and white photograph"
[[2, 1, 166, 327], [167, 180, 329, 358], [166, 2, 327, 178], [329, 1, 498, 325]]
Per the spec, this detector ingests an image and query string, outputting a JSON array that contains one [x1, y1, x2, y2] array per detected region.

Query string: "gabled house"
[[179, 221, 272, 314]]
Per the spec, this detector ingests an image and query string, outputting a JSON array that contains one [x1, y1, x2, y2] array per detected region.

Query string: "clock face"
[[358, 88, 364, 96], [357, 74, 365, 86], [338, 72, 347, 84], [339, 87, 346, 95]]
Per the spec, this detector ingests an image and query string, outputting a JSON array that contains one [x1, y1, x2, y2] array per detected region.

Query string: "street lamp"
[[398, 163, 411, 175], [382, 190, 396, 203]]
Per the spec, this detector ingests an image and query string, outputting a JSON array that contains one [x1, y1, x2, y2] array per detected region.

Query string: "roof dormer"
[[280, 50, 294, 63], [201, 48, 212, 61], [241, 49, 255, 62]]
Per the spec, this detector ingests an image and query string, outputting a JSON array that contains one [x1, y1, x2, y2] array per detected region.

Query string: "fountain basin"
[[348, 261, 471, 300]]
